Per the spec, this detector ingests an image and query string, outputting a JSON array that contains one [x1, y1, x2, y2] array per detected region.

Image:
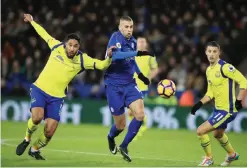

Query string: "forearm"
[[237, 89, 246, 100], [30, 21, 52, 42], [149, 68, 159, 79], [112, 51, 137, 60], [200, 95, 211, 104], [94, 57, 112, 70]]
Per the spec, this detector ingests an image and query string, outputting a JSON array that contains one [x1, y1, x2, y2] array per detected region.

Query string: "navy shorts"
[[208, 109, 237, 129], [30, 84, 64, 122], [105, 83, 143, 116]]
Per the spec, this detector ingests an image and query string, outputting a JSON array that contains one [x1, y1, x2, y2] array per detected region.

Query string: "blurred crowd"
[[2, 0, 247, 106]]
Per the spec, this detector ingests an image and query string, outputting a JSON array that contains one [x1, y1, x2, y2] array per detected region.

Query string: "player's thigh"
[[208, 110, 232, 130], [44, 118, 59, 138], [29, 85, 46, 123], [31, 108, 45, 124], [105, 85, 125, 116], [124, 84, 144, 110], [45, 97, 64, 122], [112, 113, 126, 130], [128, 108, 134, 116], [197, 120, 215, 136]]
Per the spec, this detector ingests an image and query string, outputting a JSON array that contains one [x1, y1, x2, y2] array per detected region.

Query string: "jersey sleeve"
[[222, 63, 247, 89], [30, 21, 61, 49], [149, 56, 158, 69], [133, 59, 141, 74], [82, 53, 112, 70], [107, 33, 121, 52]]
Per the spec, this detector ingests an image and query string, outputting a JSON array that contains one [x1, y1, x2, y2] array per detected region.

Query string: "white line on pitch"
[[2, 140, 198, 164]]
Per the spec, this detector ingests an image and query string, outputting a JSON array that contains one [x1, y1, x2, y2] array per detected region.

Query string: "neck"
[[210, 58, 220, 66]]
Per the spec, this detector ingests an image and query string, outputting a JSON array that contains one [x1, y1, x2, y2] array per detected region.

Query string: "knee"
[[32, 116, 43, 125], [115, 120, 126, 130], [134, 110, 145, 121], [196, 127, 204, 136], [44, 128, 55, 139], [214, 132, 223, 139]]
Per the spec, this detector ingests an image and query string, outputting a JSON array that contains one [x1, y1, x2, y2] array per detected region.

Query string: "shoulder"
[[109, 32, 123, 45], [222, 63, 236, 73]]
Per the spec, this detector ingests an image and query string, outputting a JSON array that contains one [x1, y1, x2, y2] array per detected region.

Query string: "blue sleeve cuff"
[[112, 51, 137, 61]]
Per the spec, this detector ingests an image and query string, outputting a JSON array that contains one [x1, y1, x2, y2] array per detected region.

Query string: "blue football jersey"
[[104, 31, 137, 85]]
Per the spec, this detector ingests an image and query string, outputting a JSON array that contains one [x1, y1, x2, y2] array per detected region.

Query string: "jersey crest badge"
[[116, 42, 121, 48], [215, 71, 221, 78], [131, 42, 134, 49]]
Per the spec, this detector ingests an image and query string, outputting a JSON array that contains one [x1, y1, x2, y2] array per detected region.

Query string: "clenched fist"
[[24, 14, 33, 22]]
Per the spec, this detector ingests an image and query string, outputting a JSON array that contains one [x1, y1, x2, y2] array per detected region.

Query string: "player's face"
[[137, 38, 148, 51], [205, 46, 220, 64], [65, 39, 80, 58], [119, 20, 133, 39]]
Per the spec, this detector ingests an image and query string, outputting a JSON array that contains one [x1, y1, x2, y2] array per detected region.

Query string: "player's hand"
[[137, 51, 155, 57], [235, 99, 243, 111], [24, 14, 34, 22], [191, 101, 203, 115], [138, 73, 150, 85], [107, 46, 116, 58]]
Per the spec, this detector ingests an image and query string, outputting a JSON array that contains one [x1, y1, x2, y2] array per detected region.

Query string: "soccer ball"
[[157, 79, 176, 98]]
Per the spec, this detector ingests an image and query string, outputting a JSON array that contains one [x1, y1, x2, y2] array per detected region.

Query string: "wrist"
[[198, 101, 203, 106]]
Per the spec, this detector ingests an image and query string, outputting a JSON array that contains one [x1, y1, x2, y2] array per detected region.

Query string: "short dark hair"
[[65, 33, 81, 44], [205, 41, 220, 50], [120, 16, 133, 22]]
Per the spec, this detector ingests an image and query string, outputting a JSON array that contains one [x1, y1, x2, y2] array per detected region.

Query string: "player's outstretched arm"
[[222, 64, 247, 110], [83, 46, 115, 71], [23, 14, 60, 49], [112, 51, 154, 61], [149, 57, 159, 79], [191, 79, 212, 115], [191, 95, 211, 115], [134, 60, 150, 85]]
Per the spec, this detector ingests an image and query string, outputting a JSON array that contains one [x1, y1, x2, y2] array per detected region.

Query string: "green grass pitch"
[[1, 121, 247, 167]]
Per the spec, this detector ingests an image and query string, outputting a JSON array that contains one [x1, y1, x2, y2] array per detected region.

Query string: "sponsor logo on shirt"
[[56, 55, 64, 62]]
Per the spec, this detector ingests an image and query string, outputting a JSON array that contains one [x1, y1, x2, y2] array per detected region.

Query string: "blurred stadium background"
[[1, 0, 247, 166]]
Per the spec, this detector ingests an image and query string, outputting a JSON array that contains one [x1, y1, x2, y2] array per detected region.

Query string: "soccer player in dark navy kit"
[[105, 16, 152, 162]]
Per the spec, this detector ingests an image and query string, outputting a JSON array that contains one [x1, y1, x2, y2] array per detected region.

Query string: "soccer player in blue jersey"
[[191, 41, 247, 166], [105, 16, 153, 162], [15, 14, 116, 160]]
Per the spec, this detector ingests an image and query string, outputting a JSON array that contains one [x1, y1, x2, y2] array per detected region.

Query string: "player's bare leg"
[[197, 121, 215, 166], [107, 113, 125, 155], [214, 129, 239, 166], [119, 99, 145, 162], [16, 107, 44, 156], [28, 118, 58, 160]]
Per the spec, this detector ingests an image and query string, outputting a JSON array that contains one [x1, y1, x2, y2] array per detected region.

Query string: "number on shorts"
[[214, 113, 224, 121]]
